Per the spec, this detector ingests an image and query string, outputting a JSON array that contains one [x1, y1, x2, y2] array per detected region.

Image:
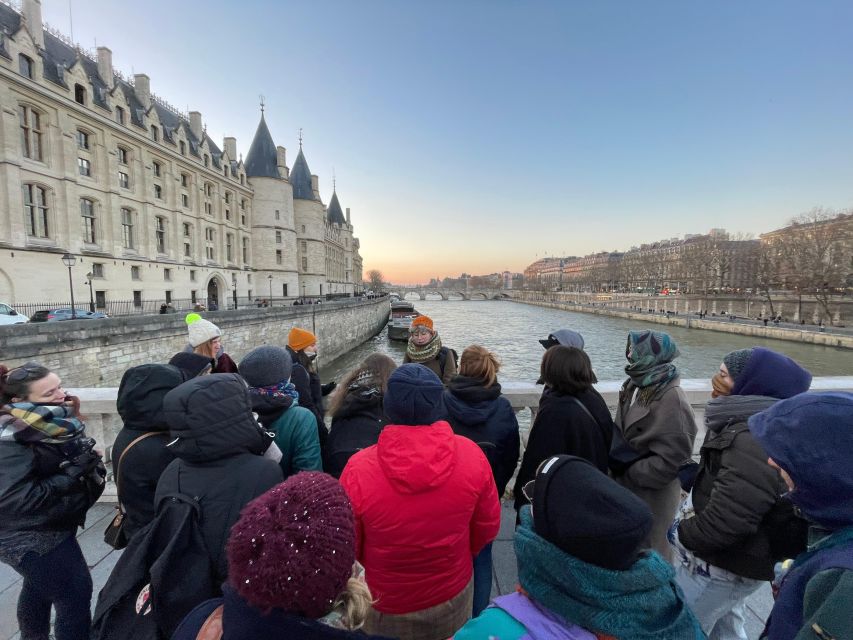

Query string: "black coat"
[[112, 364, 183, 539], [287, 347, 328, 451], [324, 386, 387, 478], [513, 387, 613, 510], [443, 376, 520, 496], [158, 374, 283, 584]]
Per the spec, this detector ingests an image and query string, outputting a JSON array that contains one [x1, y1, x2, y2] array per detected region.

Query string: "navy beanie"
[[730, 347, 812, 399], [383, 364, 445, 426]]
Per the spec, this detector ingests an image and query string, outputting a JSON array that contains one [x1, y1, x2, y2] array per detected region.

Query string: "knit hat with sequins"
[[226, 472, 356, 617]]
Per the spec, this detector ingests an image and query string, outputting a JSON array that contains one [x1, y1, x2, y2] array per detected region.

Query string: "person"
[[325, 353, 397, 478], [454, 455, 704, 640], [748, 392, 853, 640], [671, 348, 812, 640], [612, 330, 697, 561], [402, 315, 457, 385], [186, 313, 239, 373], [514, 345, 612, 512], [443, 345, 520, 616], [340, 364, 501, 640], [287, 327, 336, 452], [159, 303, 168, 314], [112, 363, 184, 541], [0, 362, 106, 640], [168, 351, 214, 379], [172, 472, 393, 640], [239, 345, 322, 477], [157, 374, 283, 586]]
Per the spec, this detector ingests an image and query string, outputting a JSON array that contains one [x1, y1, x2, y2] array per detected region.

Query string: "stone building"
[[0, 0, 363, 307]]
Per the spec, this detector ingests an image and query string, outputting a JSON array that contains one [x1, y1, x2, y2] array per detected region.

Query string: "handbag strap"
[[195, 604, 224, 640], [567, 395, 611, 443], [114, 431, 167, 500]]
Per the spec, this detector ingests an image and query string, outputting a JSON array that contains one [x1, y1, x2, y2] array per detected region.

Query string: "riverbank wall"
[[0, 297, 389, 386], [510, 292, 853, 350]]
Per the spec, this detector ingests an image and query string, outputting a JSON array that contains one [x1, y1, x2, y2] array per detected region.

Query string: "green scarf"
[[406, 332, 442, 363], [515, 508, 704, 640], [623, 330, 680, 405]]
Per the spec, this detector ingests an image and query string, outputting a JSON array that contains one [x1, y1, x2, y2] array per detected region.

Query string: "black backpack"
[[92, 474, 221, 640], [437, 347, 459, 379]]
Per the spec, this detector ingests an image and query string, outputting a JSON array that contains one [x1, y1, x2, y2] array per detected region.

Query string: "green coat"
[[269, 405, 323, 476]]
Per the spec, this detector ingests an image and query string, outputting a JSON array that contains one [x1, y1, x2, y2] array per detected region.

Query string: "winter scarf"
[[704, 395, 778, 434], [249, 381, 300, 406], [0, 402, 85, 444], [623, 331, 680, 406], [406, 332, 443, 363], [515, 508, 704, 640]]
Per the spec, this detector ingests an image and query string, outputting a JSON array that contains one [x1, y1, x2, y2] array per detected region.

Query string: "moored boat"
[[388, 301, 419, 341]]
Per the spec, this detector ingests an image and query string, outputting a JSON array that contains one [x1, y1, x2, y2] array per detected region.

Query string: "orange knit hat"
[[411, 315, 434, 331], [288, 327, 317, 351]]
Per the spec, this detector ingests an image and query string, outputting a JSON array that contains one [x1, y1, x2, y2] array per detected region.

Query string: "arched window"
[[19, 54, 34, 79], [80, 198, 96, 243], [19, 105, 43, 161], [23, 184, 49, 238]]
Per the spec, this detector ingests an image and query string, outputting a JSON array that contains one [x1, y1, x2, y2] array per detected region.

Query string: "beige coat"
[[614, 377, 698, 562]]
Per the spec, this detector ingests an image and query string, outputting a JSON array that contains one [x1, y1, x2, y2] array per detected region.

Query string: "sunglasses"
[[3, 362, 43, 383]]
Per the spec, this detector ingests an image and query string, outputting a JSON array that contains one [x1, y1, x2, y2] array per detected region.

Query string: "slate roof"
[[243, 115, 279, 178], [290, 148, 318, 201], [327, 190, 346, 225]]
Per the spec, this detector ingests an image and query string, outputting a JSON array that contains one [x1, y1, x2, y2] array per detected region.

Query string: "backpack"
[[437, 347, 459, 379], [92, 471, 222, 640]]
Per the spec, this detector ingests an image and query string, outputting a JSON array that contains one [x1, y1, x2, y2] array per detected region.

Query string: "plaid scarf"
[[406, 332, 442, 363], [623, 330, 680, 406], [0, 402, 85, 444], [250, 380, 300, 405]]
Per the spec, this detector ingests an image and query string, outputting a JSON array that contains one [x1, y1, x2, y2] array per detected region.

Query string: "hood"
[[335, 386, 384, 421], [444, 377, 502, 426], [163, 374, 270, 463], [377, 422, 457, 494], [749, 392, 853, 529], [731, 347, 812, 399], [117, 364, 185, 432]]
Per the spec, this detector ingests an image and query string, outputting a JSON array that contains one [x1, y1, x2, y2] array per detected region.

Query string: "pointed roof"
[[327, 190, 346, 225], [244, 115, 279, 178], [290, 148, 318, 201]]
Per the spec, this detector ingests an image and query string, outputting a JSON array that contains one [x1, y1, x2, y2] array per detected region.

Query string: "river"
[[322, 299, 853, 384]]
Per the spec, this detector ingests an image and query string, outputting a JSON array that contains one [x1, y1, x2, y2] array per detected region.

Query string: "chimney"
[[134, 74, 151, 109], [276, 146, 287, 169], [96, 47, 113, 87], [22, 0, 44, 49], [223, 136, 237, 159], [189, 111, 203, 139], [346, 207, 351, 224], [311, 174, 320, 197]]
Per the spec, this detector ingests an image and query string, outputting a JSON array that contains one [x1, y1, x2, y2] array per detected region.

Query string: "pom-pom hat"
[[227, 472, 356, 617], [185, 313, 221, 348]]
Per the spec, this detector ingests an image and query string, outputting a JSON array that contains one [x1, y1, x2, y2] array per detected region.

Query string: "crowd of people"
[[0, 311, 851, 640]]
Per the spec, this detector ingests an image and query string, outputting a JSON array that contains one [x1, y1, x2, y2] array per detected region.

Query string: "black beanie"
[[531, 455, 652, 570]]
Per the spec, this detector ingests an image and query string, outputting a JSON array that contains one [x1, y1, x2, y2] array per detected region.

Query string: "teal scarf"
[[623, 330, 680, 405], [515, 508, 705, 640]]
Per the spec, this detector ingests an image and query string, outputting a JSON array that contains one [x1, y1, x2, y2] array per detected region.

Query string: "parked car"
[[0, 302, 28, 325], [29, 308, 109, 322]]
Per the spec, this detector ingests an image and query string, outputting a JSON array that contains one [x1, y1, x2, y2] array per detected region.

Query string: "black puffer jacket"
[[112, 364, 183, 540], [324, 385, 387, 478], [157, 374, 283, 584], [513, 386, 613, 510], [677, 395, 806, 581], [443, 376, 520, 496]]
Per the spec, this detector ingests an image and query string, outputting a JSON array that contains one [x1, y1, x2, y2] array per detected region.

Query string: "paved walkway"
[[1, 501, 773, 640]]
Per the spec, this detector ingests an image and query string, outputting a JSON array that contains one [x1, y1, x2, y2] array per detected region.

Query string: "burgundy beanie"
[[227, 472, 356, 617]]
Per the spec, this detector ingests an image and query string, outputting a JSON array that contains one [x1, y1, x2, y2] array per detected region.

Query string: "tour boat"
[[388, 301, 420, 341]]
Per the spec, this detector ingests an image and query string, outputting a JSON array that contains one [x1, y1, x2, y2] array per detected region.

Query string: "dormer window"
[[203, 155, 209, 167], [19, 54, 34, 79], [151, 125, 159, 142], [179, 141, 186, 155], [74, 84, 86, 105], [115, 106, 125, 125]]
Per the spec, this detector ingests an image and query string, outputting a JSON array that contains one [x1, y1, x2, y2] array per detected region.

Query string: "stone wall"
[[0, 297, 389, 386]]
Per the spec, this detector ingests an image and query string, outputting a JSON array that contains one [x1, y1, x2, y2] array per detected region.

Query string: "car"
[[29, 308, 110, 322], [0, 302, 28, 325]]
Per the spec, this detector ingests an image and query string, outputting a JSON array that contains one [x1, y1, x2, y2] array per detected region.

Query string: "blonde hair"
[[459, 345, 500, 388], [331, 576, 374, 630], [193, 339, 218, 360]]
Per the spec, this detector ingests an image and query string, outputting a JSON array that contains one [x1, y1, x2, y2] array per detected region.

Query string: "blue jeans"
[[472, 542, 493, 617], [15, 535, 92, 640]]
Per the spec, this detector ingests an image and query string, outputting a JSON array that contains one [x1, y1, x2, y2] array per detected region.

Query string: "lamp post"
[[302, 282, 306, 303], [267, 274, 273, 307], [61, 253, 77, 319], [85, 272, 95, 312]]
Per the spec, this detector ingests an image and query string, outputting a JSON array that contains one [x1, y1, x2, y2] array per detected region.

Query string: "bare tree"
[[754, 242, 783, 318], [366, 269, 385, 292]]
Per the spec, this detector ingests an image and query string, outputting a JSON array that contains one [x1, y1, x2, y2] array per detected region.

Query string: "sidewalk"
[[0, 501, 773, 640]]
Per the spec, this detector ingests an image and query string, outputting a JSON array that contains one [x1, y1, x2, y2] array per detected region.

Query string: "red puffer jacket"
[[340, 421, 500, 614]]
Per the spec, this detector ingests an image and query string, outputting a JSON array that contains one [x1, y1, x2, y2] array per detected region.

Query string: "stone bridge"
[[386, 287, 513, 301]]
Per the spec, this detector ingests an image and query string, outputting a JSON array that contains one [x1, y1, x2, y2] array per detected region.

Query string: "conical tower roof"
[[327, 190, 346, 225], [290, 148, 318, 201], [244, 115, 279, 178]]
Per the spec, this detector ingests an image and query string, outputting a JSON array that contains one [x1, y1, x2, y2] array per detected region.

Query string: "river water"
[[322, 300, 852, 384]]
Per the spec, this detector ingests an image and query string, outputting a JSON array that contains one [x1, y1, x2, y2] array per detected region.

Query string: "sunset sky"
[[44, 0, 853, 284]]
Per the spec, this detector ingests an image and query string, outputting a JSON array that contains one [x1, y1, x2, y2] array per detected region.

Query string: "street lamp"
[[61, 253, 77, 319], [267, 274, 273, 307], [85, 272, 95, 312], [302, 282, 306, 302]]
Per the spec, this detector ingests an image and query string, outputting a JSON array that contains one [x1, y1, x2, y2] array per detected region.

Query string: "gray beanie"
[[723, 348, 754, 383], [240, 345, 293, 387]]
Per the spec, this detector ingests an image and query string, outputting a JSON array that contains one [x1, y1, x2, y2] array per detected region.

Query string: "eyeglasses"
[[521, 479, 536, 503], [3, 362, 43, 383]]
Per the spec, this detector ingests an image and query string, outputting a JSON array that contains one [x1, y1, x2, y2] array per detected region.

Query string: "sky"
[[42, 0, 853, 284]]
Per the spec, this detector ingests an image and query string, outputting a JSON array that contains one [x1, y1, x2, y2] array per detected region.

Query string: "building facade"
[[0, 0, 363, 307]]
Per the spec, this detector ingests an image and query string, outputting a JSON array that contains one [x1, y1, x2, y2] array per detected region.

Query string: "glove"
[[60, 450, 102, 481], [321, 381, 337, 396], [677, 460, 700, 493]]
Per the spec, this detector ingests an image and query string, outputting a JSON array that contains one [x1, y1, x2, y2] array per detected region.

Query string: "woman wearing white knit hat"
[[185, 313, 239, 373]]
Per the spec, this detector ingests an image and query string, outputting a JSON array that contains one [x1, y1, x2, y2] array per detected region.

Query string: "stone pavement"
[[1, 501, 773, 640]]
